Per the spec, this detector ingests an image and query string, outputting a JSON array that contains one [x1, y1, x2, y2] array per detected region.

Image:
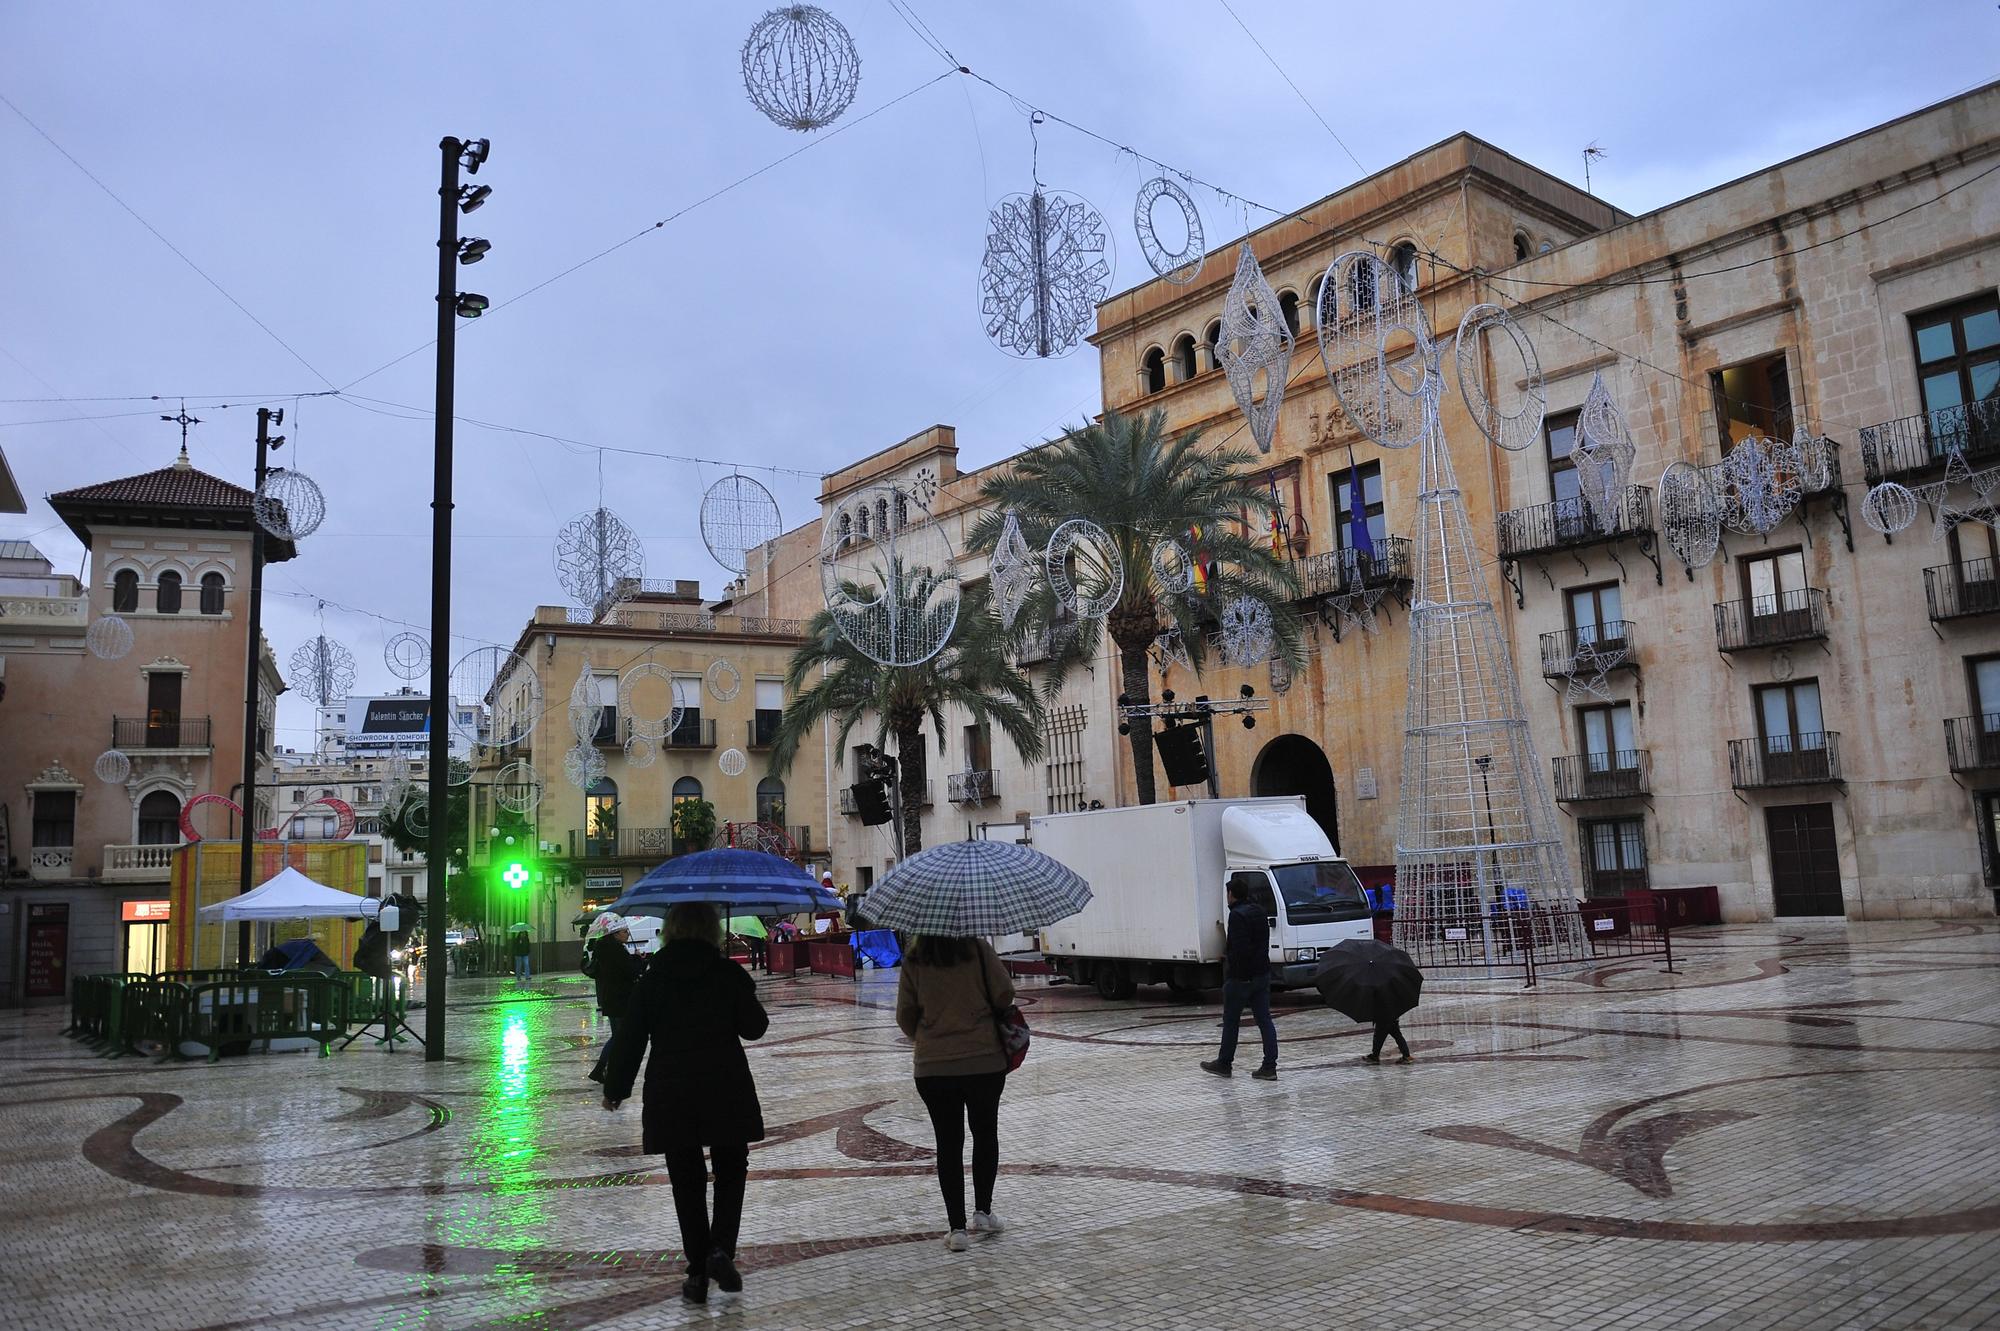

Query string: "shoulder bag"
[[975, 945, 1030, 1073]]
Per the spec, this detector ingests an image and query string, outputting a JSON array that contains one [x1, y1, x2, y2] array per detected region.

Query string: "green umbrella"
[[509, 922, 530, 933], [724, 915, 768, 939]]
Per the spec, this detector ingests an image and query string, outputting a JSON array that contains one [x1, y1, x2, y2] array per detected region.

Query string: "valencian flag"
[[1346, 443, 1376, 560]]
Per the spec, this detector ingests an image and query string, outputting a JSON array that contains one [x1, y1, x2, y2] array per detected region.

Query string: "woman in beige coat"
[[895, 934, 1015, 1251]]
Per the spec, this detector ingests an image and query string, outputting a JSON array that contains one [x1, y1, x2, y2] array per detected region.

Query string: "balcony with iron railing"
[[949, 770, 998, 803], [1728, 733, 1842, 789], [570, 826, 675, 860], [1858, 399, 2000, 486], [664, 717, 718, 750], [1945, 715, 2000, 775], [1925, 561, 2000, 623], [1498, 486, 1654, 562], [112, 716, 213, 750], [1295, 537, 1414, 603], [1539, 622, 1638, 679], [1551, 751, 1650, 802], [1713, 589, 1830, 653]]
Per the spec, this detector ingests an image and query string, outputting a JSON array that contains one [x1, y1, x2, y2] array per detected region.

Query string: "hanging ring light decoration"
[[1317, 250, 1437, 449], [494, 760, 542, 814], [819, 483, 961, 667], [1216, 244, 1295, 454], [383, 631, 429, 681], [624, 734, 658, 768], [1150, 539, 1194, 594], [618, 662, 684, 740], [1861, 481, 1919, 535], [700, 474, 783, 576], [404, 797, 430, 838], [979, 187, 1114, 359], [553, 506, 646, 612], [988, 508, 1036, 630], [1133, 176, 1204, 285], [705, 658, 742, 702], [740, 5, 861, 132], [1659, 461, 1723, 571], [1453, 303, 1545, 452], [93, 750, 131, 784], [253, 467, 327, 542], [289, 635, 357, 707], [718, 748, 749, 778], [450, 645, 542, 750], [563, 743, 607, 791], [85, 615, 134, 661], [1044, 518, 1124, 619]]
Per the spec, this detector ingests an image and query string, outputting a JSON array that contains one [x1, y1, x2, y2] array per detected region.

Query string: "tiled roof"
[[48, 449, 254, 511]]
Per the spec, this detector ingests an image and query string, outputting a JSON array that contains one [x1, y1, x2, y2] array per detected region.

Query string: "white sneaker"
[[970, 1210, 1004, 1236], [944, 1229, 969, 1252]]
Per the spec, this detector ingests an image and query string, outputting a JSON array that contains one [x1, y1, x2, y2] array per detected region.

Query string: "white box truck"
[[1032, 797, 1375, 998]]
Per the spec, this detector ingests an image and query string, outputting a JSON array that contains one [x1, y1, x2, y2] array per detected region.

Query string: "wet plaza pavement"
[[3, 920, 2000, 1330]]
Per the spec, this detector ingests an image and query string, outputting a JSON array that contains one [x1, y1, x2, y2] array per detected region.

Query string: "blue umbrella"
[[611, 847, 830, 917]]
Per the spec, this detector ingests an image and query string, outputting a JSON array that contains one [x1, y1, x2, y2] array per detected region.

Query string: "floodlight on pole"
[[458, 184, 491, 213], [460, 138, 491, 173], [458, 237, 490, 264], [455, 292, 489, 318]]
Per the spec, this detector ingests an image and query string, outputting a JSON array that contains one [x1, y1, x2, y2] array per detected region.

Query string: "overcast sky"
[[3, 1, 1994, 750]]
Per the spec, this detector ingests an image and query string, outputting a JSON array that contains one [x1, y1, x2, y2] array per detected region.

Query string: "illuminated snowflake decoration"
[[619, 663, 684, 741], [93, 749, 131, 785], [1861, 481, 1919, 535], [624, 735, 657, 768], [1717, 434, 1805, 535], [1660, 461, 1722, 571], [384, 631, 429, 681], [700, 474, 783, 576], [741, 5, 861, 132], [705, 658, 742, 703], [289, 635, 356, 706], [1571, 373, 1636, 528], [989, 509, 1035, 630], [554, 507, 646, 611], [253, 467, 326, 542], [563, 744, 607, 791], [1134, 176, 1204, 285], [1454, 303, 1545, 452], [494, 760, 542, 814], [1217, 244, 1294, 454], [85, 615, 133, 661], [718, 748, 748, 778], [1045, 517, 1123, 619], [979, 188, 1113, 359], [1317, 250, 1436, 449], [1220, 597, 1274, 668]]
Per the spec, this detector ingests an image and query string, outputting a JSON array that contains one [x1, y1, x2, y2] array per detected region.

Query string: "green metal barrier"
[[184, 975, 352, 1062]]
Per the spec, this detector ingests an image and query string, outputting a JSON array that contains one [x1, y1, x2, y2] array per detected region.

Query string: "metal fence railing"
[[1944, 715, 2000, 773], [1728, 733, 1842, 788], [68, 970, 371, 1060], [1551, 751, 1650, 801], [1713, 588, 1830, 651], [112, 716, 213, 749], [1392, 898, 1674, 987], [1497, 486, 1654, 560], [1858, 399, 2000, 485], [1539, 622, 1637, 678], [1924, 561, 2000, 622]]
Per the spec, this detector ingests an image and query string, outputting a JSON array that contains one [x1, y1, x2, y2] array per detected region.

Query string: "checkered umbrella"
[[864, 839, 1092, 936]]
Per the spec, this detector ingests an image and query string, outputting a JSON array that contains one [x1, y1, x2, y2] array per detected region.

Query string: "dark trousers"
[[1218, 974, 1278, 1070], [663, 1140, 750, 1272], [914, 1071, 1005, 1231], [588, 1015, 624, 1082], [1372, 1020, 1411, 1058]]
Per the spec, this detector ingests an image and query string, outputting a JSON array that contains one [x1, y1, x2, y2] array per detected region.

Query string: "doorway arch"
[[1251, 734, 1340, 851]]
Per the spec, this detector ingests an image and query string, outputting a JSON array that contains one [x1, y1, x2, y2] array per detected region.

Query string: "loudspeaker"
[[1154, 723, 1210, 788], [850, 781, 892, 826]]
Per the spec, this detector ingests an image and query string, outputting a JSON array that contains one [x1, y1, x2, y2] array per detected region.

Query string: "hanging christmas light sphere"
[[383, 631, 429, 681], [1861, 481, 1919, 535], [94, 749, 131, 784], [86, 615, 133, 661], [253, 467, 327, 541], [741, 5, 861, 132], [700, 475, 783, 575], [718, 748, 749, 778]]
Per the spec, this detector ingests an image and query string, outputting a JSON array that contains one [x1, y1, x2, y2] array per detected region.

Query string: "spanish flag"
[[1189, 524, 1208, 594]]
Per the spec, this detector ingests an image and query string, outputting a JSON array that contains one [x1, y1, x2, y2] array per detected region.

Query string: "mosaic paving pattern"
[[4, 921, 2000, 1329]]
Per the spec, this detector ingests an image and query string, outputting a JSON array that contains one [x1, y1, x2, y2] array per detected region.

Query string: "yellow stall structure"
[[169, 840, 370, 971]]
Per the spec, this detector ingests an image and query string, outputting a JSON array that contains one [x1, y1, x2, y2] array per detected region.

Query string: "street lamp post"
[[237, 406, 282, 963], [424, 134, 492, 1060]]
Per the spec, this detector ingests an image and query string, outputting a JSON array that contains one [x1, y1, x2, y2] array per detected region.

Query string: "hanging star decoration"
[[1919, 448, 2000, 541], [989, 508, 1035, 630], [1563, 636, 1624, 704], [1150, 624, 1192, 677], [1324, 584, 1387, 636], [1216, 244, 1294, 454]]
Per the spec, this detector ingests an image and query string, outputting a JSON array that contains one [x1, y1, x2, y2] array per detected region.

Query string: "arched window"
[[199, 572, 225, 615], [137, 791, 181, 845], [112, 569, 139, 612], [893, 492, 908, 528], [672, 775, 704, 852], [1513, 231, 1531, 263], [1203, 319, 1223, 372], [1278, 290, 1301, 336], [156, 570, 182, 614], [838, 512, 852, 543], [1390, 242, 1419, 294], [1309, 274, 1327, 326], [1347, 262, 1376, 317], [875, 498, 889, 536], [1172, 333, 1198, 382], [585, 776, 618, 854], [856, 505, 870, 539], [756, 776, 785, 825], [1142, 346, 1166, 394]]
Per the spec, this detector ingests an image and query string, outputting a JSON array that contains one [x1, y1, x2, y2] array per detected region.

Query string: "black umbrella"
[[1313, 939, 1423, 1025]]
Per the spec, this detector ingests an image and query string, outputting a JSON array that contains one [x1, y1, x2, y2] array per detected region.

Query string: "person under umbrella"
[[603, 902, 769, 1305], [868, 839, 1092, 1252], [1313, 938, 1423, 1065], [509, 923, 533, 984], [584, 912, 637, 1084]]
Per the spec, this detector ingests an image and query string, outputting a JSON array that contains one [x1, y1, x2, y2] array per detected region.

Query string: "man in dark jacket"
[[1202, 877, 1279, 1080], [587, 914, 639, 1084]]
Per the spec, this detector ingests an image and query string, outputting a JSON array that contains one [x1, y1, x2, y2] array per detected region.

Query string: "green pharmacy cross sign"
[[502, 861, 530, 891]]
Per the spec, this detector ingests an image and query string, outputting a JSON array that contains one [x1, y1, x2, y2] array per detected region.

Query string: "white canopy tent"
[[198, 866, 369, 922]]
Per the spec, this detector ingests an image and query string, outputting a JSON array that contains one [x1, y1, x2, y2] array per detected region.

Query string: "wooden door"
[[146, 672, 182, 748], [1766, 803, 1843, 916]]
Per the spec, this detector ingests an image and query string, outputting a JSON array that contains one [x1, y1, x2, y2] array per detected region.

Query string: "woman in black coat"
[[585, 914, 639, 1084], [602, 902, 769, 1305]]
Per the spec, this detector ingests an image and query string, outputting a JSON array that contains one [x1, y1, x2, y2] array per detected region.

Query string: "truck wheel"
[[1093, 965, 1123, 1001], [1166, 969, 1203, 1001]]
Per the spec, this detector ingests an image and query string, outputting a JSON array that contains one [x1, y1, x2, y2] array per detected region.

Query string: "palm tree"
[[768, 584, 1044, 858], [970, 408, 1302, 806]]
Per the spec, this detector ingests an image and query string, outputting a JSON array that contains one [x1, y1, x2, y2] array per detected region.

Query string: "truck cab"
[[1220, 804, 1374, 987]]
